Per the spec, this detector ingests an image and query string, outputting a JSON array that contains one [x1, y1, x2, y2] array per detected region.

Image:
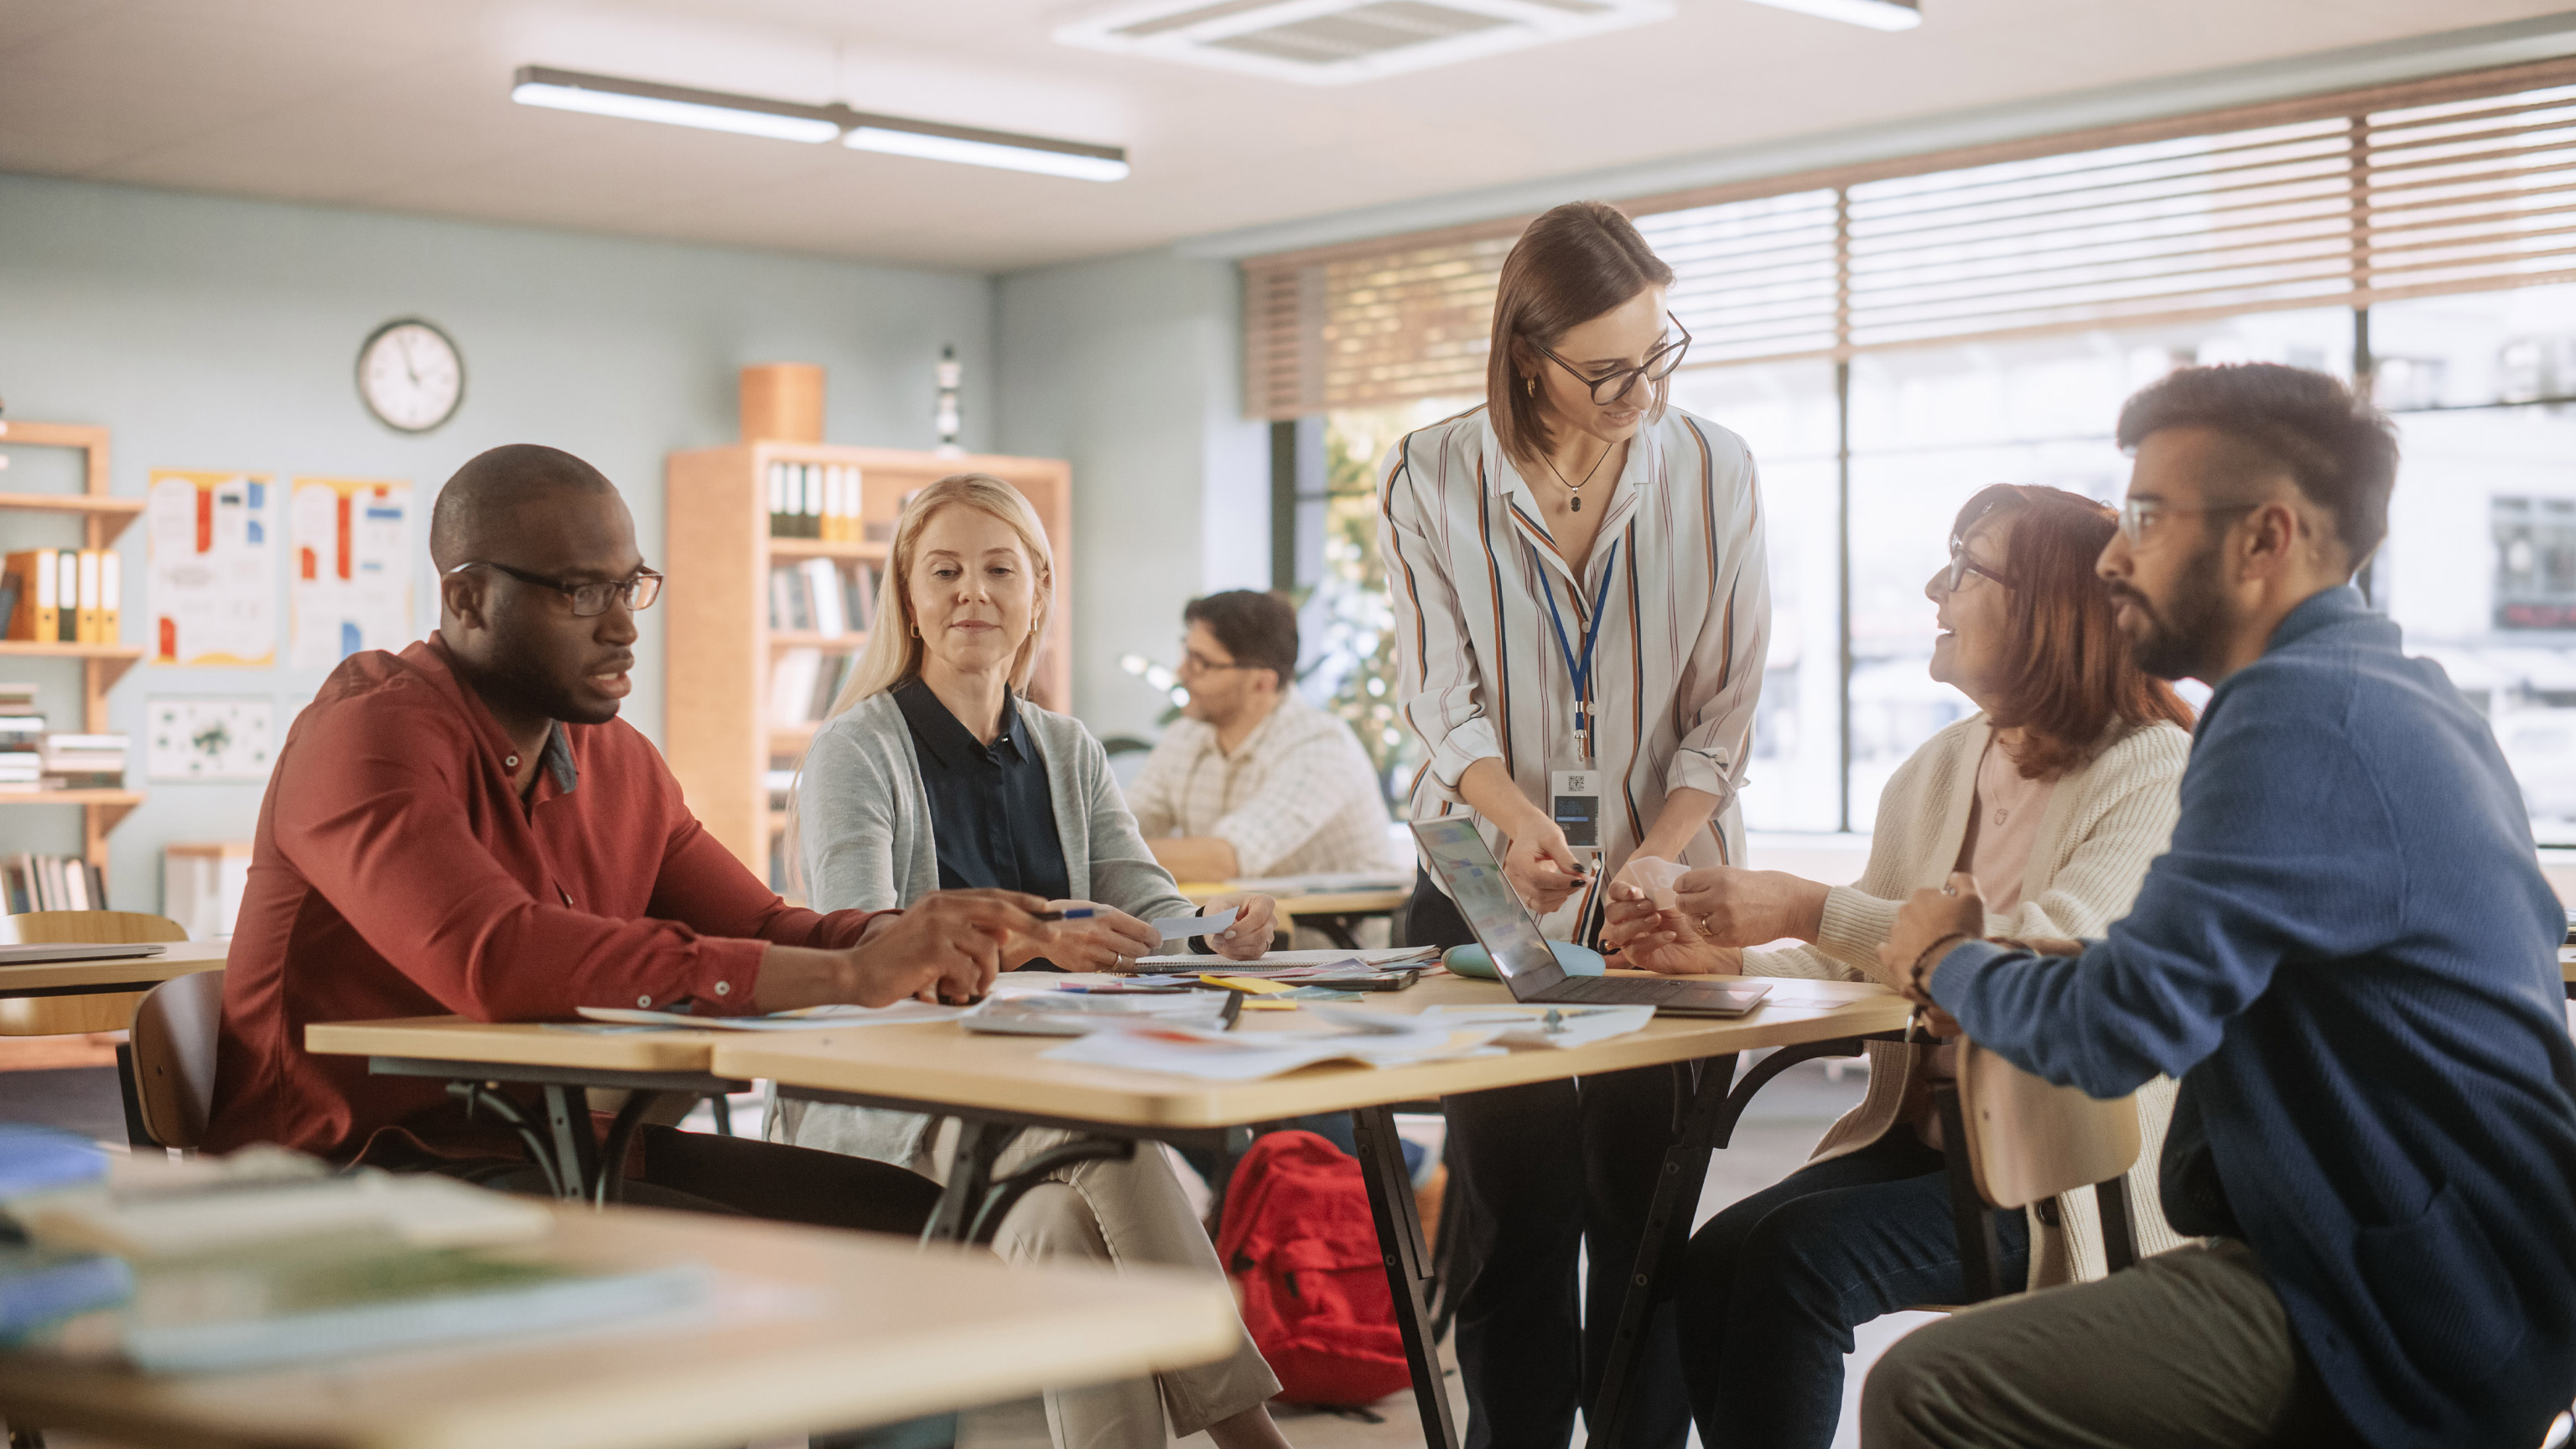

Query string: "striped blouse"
[[1377, 403, 1770, 942]]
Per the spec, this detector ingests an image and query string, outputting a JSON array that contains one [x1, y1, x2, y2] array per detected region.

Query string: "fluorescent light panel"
[[844, 120, 1130, 182], [511, 66, 840, 143], [1740, 0, 1920, 30], [510, 65, 1130, 180]]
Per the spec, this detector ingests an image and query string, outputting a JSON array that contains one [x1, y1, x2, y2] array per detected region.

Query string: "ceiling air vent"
[[1055, 0, 1675, 86]]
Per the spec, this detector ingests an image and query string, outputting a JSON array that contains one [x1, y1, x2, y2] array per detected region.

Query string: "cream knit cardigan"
[[1746, 713, 2194, 1288]]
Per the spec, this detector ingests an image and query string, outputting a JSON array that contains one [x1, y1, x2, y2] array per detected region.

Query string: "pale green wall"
[[0, 173, 997, 911]]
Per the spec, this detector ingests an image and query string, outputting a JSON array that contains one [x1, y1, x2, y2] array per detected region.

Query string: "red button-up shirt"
[[205, 637, 879, 1161]]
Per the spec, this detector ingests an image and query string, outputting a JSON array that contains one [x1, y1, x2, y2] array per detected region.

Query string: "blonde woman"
[[776, 475, 1290, 1449]]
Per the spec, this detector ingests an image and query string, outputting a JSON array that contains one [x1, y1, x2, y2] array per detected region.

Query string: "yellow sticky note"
[[1240, 998, 1298, 1010], [1201, 974, 1291, 994]]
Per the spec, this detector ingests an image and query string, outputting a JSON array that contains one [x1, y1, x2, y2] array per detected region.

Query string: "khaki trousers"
[[922, 1119, 1280, 1449], [1861, 1239, 2360, 1449]]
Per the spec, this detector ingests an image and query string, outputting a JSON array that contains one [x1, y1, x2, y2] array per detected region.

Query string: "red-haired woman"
[[1601, 485, 2196, 1448], [1379, 200, 1768, 1448]]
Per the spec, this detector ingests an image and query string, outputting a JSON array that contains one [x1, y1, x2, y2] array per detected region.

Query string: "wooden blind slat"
[[1241, 56, 2576, 420]]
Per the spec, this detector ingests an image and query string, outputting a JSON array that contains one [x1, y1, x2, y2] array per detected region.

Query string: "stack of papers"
[[962, 991, 1231, 1037], [1039, 1020, 1503, 1081], [1129, 948, 1437, 975]]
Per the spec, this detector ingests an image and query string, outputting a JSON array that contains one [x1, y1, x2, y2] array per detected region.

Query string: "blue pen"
[[1034, 906, 1095, 922]]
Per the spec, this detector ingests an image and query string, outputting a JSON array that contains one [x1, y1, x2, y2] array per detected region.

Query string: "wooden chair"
[[0, 910, 190, 1037], [128, 969, 226, 1151], [1934, 1037, 2143, 1303]]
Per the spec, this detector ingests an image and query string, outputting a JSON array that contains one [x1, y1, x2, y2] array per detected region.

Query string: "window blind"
[[1240, 56, 2576, 419]]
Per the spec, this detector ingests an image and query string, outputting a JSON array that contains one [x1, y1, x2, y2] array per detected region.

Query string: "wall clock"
[[356, 318, 465, 434]]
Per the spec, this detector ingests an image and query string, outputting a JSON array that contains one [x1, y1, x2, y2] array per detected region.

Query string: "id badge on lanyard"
[[1542, 543, 1619, 867]]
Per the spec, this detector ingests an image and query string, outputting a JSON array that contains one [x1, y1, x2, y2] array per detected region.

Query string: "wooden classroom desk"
[[309, 974, 1906, 1449], [707, 971, 1904, 1133], [0, 937, 228, 1000], [0, 1199, 1239, 1449]]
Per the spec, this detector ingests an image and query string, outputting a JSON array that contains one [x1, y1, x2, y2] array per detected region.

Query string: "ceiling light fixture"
[[1739, 0, 1921, 30], [511, 66, 842, 143], [509, 65, 1130, 181]]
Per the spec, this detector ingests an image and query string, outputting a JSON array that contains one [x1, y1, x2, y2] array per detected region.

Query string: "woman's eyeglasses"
[[1935, 544, 2012, 595], [1533, 314, 1693, 406], [446, 560, 664, 616]]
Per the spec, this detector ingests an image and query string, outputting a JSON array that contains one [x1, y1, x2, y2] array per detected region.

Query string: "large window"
[[1269, 60, 2576, 841]]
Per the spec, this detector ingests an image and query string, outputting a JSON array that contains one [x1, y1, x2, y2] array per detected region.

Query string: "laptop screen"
[[1411, 818, 1566, 991]]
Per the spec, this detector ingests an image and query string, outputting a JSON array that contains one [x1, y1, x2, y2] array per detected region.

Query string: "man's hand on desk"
[[755, 890, 1044, 1011]]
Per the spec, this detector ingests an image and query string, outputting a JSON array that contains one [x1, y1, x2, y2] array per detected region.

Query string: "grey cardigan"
[[772, 687, 1197, 1167]]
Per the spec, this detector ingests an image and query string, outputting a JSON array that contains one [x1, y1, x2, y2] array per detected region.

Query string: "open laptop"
[[1412, 818, 1771, 1017]]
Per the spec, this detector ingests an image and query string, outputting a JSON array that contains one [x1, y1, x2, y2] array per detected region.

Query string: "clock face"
[[356, 319, 465, 433]]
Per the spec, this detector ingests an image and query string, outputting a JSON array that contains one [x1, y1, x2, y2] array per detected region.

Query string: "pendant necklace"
[[1545, 439, 1614, 513]]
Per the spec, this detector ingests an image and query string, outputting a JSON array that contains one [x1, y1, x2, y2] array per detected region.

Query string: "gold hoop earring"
[[1525, 375, 1536, 398]]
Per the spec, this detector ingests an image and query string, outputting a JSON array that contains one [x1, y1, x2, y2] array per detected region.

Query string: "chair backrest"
[[1956, 1038, 2141, 1210], [132, 970, 226, 1150], [0, 911, 190, 945]]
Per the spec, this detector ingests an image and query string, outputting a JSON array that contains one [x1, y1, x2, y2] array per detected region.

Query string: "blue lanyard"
[[1540, 540, 1619, 760]]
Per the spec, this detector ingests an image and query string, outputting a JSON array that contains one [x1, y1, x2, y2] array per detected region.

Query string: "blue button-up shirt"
[[1931, 585, 2576, 1449], [891, 676, 1071, 906]]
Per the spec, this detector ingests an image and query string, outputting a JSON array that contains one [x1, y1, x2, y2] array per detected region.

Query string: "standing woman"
[[1379, 200, 1769, 1449]]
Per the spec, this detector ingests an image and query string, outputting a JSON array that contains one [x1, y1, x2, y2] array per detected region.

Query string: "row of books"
[[770, 647, 854, 726], [3, 853, 112, 912], [768, 558, 880, 636], [0, 728, 130, 792], [766, 460, 884, 542], [1, 548, 122, 644]]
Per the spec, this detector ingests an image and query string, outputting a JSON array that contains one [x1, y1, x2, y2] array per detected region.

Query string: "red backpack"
[[1216, 1130, 1412, 1406]]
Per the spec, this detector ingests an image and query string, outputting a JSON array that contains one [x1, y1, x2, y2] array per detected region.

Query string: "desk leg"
[[1352, 1103, 1457, 1449], [1585, 1038, 1867, 1449], [543, 1083, 600, 1204], [1315, 915, 1364, 951]]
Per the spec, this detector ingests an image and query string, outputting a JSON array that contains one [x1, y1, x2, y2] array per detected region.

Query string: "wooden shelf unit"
[[664, 443, 1073, 879], [0, 421, 138, 870]]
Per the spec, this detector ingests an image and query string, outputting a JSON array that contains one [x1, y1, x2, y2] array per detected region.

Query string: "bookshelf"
[[0, 421, 140, 870], [664, 443, 1073, 881]]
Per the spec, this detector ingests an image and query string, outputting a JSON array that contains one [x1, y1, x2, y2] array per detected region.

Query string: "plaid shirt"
[[1124, 693, 1406, 880]]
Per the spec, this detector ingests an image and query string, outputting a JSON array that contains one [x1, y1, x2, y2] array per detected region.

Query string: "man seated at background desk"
[[1126, 589, 1407, 940], [205, 443, 1044, 1218], [1864, 365, 2576, 1449]]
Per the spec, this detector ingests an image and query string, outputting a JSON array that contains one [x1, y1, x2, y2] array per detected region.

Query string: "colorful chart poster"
[[288, 477, 413, 669], [147, 470, 275, 667]]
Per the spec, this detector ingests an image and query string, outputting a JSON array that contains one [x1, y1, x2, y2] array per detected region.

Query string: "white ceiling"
[[2, 0, 2569, 273]]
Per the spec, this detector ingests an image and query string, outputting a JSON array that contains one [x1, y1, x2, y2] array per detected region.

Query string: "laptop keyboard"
[[1548, 976, 1692, 1002]]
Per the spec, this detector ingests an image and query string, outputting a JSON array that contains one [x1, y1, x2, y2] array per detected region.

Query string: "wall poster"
[[288, 477, 413, 669], [147, 469, 274, 667]]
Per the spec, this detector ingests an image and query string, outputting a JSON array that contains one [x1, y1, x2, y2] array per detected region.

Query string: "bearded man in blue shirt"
[[1863, 363, 2576, 1449]]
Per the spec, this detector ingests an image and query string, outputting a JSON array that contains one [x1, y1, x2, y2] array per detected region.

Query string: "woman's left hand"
[[1198, 891, 1278, 961], [1031, 900, 1162, 971]]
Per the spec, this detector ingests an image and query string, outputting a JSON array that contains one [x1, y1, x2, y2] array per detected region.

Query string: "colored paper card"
[[288, 478, 413, 669], [147, 470, 275, 667]]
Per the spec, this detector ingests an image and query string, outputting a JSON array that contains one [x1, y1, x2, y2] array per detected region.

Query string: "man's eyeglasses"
[[2116, 498, 2258, 546], [1935, 544, 2012, 595], [446, 560, 664, 616], [1532, 313, 1693, 407], [1176, 646, 1259, 677]]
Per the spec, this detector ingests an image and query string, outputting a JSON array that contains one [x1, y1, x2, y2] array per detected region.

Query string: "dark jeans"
[[1412, 872, 1695, 1449], [1679, 1128, 2031, 1449]]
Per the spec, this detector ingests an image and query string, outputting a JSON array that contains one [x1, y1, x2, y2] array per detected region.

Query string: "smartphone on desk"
[[1322, 972, 1419, 993]]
